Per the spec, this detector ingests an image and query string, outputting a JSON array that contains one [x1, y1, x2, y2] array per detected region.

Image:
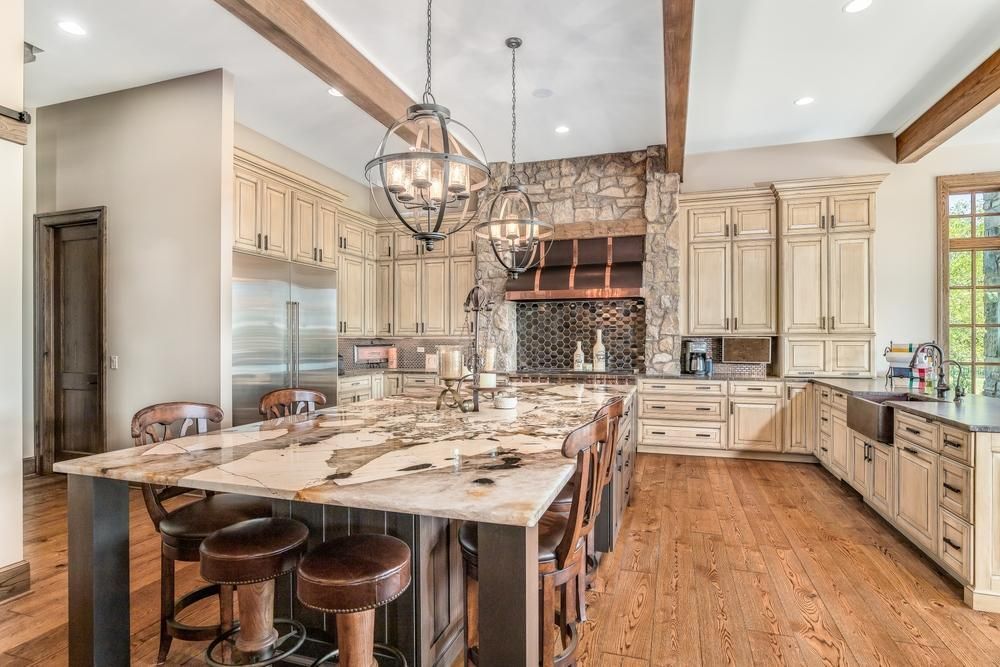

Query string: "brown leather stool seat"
[[546, 481, 575, 514], [458, 513, 568, 568], [200, 518, 309, 667], [159, 494, 273, 557], [297, 534, 412, 667]]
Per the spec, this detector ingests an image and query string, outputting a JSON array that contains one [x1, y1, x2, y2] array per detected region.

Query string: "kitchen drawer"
[[403, 374, 438, 389], [339, 375, 372, 392], [895, 411, 938, 451], [638, 378, 726, 396], [729, 381, 782, 397], [638, 396, 725, 421], [939, 509, 973, 584], [939, 458, 973, 522], [816, 385, 833, 405], [940, 425, 973, 466], [639, 420, 725, 450], [831, 390, 848, 412], [818, 403, 833, 435]]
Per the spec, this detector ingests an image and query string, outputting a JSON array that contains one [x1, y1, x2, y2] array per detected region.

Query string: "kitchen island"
[[54, 383, 632, 666]]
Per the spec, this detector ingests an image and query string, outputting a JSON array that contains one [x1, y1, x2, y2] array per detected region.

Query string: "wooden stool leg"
[[157, 554, 174, 665], [464, 569, 479, 665], [335, 609, 377, 667], [235, 580, 279, 656], [219, 584, 234, 663]]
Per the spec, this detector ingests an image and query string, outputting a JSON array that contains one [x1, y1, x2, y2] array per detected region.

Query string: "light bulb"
[[448, 163, 468, 193], [387, 162, 407, 193], [429, 179, 443, 203]]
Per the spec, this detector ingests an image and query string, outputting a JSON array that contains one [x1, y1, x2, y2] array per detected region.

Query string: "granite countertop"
[[339, 368, 439, 377], [53, 383, 633, 526], [642, 373, 784, 382]]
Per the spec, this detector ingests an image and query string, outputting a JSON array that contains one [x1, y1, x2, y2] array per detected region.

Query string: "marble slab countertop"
[[53, 383, 633, 527], [339, 368, 438, 377]]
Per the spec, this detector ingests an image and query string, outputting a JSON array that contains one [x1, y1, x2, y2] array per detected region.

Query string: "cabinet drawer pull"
[[650, 431, 666, 436], [264, 234, 269, 250], [650, 405, 666, 410], [943, 438, 963, 449], [943, 482, 962, 494], [319, 248, 323, 262], [695, 433, 711, 438], [695, 407, 712, 411], [820, 446, 828, 452], [904, 427, 922, 435], [830, 316, 835, 330], [820, 417, 829, 422], [903, 446, 920, 455], [257, 233, 262, 249], [943, 537, 962, 551], [649, 385, 666, 390], [747, 387, 764, 391], [695, 386, 713, 390]]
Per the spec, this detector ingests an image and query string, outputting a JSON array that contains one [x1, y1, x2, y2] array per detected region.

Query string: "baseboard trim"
[[0, 560, 30, 604], [22, 456, 35, 476], [637, 445, 819, 463]]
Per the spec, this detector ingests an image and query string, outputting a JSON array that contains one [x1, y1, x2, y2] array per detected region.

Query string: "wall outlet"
[[110, 355, 119, 370], [416, 347, 425, 353]]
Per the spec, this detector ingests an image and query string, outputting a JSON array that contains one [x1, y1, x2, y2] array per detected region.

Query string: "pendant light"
[[475, 37, 553, 278], [365, 0, 490, 252]]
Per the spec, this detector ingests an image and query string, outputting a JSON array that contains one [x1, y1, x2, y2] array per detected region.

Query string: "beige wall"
[[35, 70, 235, 451], [21, 109, 34, 460], [683, 134, 1000, 373], [234, 123, 370, 213], [1, 0, 25, 569]]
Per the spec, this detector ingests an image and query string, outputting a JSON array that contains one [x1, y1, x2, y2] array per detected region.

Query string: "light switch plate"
[[110, 355, 119, 370]]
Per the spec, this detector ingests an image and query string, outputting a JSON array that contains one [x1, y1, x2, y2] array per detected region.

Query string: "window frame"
[[938, 172, 1000, 393]]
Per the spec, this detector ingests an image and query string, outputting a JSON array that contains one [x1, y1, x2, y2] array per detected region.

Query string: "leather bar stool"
[[461, 415, 609, 667], [200, 517, 310, 666], [297, 534, 412, 667], [259, 388, 327, 419], [132, 402, 274, 665]]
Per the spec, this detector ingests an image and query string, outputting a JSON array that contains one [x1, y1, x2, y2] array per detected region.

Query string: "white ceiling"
[[22, 0, 1000, 188]]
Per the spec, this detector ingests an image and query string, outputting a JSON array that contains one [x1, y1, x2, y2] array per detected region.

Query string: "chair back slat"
[[555, 415, 608, 569], [130, 402, 223, 529], [592, 396, 625, 514], [258, 388, 327, 419]]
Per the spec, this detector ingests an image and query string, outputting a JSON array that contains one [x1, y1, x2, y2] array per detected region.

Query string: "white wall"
[[1, 0, 25, 569], [21, 108, 34, 460], [683, 134, 1000, 373], [36, 70, 235, 450]]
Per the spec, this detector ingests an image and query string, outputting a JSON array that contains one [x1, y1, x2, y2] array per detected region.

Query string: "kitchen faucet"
[[909, 342, 950, 398], [941, 360, 966, 400]]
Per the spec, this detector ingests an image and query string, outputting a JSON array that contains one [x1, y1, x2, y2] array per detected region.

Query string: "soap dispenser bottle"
[[573, 342, 585, 371], [593, 329, 607, 372]]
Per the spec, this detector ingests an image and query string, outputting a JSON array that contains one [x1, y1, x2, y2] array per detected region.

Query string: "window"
[[940, 174, 1000, 394]]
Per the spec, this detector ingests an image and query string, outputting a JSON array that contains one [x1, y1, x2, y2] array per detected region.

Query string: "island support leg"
[[476, 523, 539, 667], [68, 475, 130, 667]]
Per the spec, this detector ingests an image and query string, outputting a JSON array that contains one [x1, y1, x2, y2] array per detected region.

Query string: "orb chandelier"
[[365, 0, 490, 252], [475, 37, 553, 278]]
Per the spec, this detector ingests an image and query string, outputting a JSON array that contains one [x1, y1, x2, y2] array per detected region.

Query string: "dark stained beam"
[[663, 0, 694, 179], [896, 49, 1000, 164]]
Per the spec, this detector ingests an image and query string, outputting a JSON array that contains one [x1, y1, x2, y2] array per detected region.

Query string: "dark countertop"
[[340, 368, 439, 378]]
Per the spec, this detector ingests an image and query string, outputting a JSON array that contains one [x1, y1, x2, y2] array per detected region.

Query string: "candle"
[[412, 159, 431, 189], [448, 162, 467, 192], [387, 162, 407, 193], [438, 346, 464, 379], [479, 373, 496, 388]]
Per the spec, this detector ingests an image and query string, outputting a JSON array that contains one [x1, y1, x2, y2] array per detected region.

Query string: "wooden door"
[[339, 219, 367, 257], [830, 412, 850, 477], [338, 254, 365, 336], [895, 443, 938, 550], [376, 262, 394, 336], [233, 167, 261, 253], [261, 179, 292, 259], [449, 256, 476, 335], [729, 398, 781, 451], [363, 260, 377, 336], [828, 233, 873, 333], [317, 201, 338, 267], [687, 207, 730, 241], [421, 256, 450, 335], [781, 235, 826, 333], [449, 228, 476, 256], [829, 193, 874, 232], [850, 434, 869, 495], [732, 240, 776, 334], [291, 191, 318, 264], [732, 203, 775, 238], [868, 441, 894, 518], [827, 338, 873, 376], [783, 338, 826, 376], [780, 196, 827, 235], [394, 259, 422, 335], [687, 242, 730, 334], [783, 382, 813, 454]]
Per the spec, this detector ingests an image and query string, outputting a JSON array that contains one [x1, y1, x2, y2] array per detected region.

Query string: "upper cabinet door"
[[261, 179, 292, 260], [393, 259, 421, 336], [781, 236, 827, 333], [317, 202, 338, 267], [688, 207, 731, 241], [783, 338, 826, 376], [339, 219, 367, 257], [376, 231, 394, 260], [233, 167, 261, 253], [376, 262, 394, 336], [363, 259, 376, 336], [449, 228, 476, 257], [421, 256, 450, 336], [687, 242, 731, 335], [732, 203, 776, 238], [829, 193, 874, 232], [365, 229, 378, 260], [395, 232, 420, 258], [826, 338, 873, 377], [339, 254, 365, 336], [291, 191, 318, 264], [449, 256, 476, 335], [828, 233, 873, 333], [781, 197, 827, 235], [732, 240, 776, 334]]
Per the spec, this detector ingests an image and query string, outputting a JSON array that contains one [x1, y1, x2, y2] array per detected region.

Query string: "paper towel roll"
[[885, 352, 916, 365]]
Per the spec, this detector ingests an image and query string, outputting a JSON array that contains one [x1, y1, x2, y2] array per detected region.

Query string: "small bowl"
[[493, 395, 518, 410]]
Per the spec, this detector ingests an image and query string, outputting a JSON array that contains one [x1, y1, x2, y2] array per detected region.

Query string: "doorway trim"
[[34, 206, 108, 475]]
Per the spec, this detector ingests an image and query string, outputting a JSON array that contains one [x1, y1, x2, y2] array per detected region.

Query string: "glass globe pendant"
[[475, 37, 552, 277], [365, 0, 490, 252]]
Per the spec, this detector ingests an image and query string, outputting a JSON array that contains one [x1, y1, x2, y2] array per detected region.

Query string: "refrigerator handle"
[[292, 301, 301, 387], [286, 301, 295, 386]]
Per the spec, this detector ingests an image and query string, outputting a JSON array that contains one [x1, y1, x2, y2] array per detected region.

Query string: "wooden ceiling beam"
[[214, 0, 414, 129], [663, 0, 694, 179], [896, 48, 1000, 164]]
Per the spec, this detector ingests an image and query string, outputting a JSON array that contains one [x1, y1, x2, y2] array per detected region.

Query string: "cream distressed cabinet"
[[682, 188, 777, 336], [335, 211, 379, 337], [392, 255, 450, 336], [783, 382, 813, 454]]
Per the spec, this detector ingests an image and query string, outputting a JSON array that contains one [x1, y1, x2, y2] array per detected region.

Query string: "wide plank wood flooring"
[[4, 455, 1000, 665]]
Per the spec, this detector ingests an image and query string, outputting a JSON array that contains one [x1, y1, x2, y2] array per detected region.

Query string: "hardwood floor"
[[4, 455, 1000, 665]]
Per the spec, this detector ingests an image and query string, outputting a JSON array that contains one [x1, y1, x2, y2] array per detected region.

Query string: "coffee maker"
[[682, 340, 709, 375]]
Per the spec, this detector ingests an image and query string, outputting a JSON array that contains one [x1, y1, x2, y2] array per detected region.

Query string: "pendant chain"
[[423, 0, 434, 104]]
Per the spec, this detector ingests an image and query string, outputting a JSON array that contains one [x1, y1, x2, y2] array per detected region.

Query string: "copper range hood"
[[505, 235, 644, 301]]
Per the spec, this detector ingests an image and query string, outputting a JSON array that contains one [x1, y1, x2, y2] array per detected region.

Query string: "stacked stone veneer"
[[475, 146, 681, 374]]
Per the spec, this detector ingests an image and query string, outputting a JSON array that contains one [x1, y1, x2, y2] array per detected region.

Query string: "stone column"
[[642, 146, 681, 374]]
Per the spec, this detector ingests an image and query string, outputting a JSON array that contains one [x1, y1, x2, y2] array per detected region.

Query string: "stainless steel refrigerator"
[[232, 252, 338, 426]]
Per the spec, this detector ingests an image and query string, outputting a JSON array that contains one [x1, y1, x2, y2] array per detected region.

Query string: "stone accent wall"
[[476, 146, 681, 374]]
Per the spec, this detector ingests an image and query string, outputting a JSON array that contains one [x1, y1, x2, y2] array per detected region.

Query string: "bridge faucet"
[[910, 342, 949, 397]]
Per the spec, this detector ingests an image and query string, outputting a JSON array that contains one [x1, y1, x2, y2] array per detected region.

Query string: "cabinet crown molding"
[[235, 148, 348, 206], [769, 173, 889, 197], [678, 186, 774, 207]]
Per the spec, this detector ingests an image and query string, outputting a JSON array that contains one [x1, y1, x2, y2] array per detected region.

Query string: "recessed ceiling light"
[[327, 87, 344, 97], [842, 0, 872, 13], [58, 20, 86, 36], [555, 125, 570, 134], [533, 88, 554, 99], [794, 96, 815, 106]]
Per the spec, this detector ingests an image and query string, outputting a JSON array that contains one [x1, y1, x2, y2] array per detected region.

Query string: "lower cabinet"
[[384, 373, 403, 397], [783, 382, 813, 454], [867, 440, 894, 518], [817, 430, 832, 467], [895, 441, 938, 551], [729, 398, 782, 452], [417, 515, 465, 666], [830, 411, 850, 478], [849, 433, 869, 496], [371, 373, 384, 400], [939, 509, 973, 584]]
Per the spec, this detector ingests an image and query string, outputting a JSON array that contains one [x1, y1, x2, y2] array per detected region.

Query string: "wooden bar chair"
[[259, 388, 327, 419], [131, 402, 274, 665], [460, 414, 609, 667]]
